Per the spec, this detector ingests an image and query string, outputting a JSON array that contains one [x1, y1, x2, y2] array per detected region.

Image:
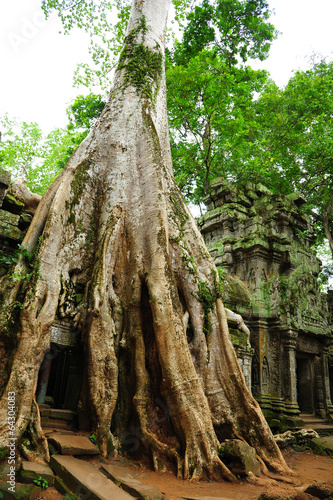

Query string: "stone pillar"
[[36, 354, 53, 405], [314, 356, 325, 417], [283, 330, 300, 414], [322, 345, 333, 419], [237, 346, 253, 391]]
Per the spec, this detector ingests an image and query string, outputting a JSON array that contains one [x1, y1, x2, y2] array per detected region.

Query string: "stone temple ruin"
[[198, 179, 333, 429], [0, 169, 333, 431], [0, 170, 82, 429]]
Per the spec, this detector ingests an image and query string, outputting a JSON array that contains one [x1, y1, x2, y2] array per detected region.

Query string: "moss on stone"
[[310, 438, 333, 457], [223, 275, 251, 309], [229, 328, 248, 349]]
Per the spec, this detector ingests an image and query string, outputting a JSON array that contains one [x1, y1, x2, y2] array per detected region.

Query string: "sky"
[[1, 0, 333, 133]]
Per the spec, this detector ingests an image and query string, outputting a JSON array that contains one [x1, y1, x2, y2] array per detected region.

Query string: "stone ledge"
[[47, 434, 99, 456], [50, 455, 134, 500], [100, 463, 163, 500]]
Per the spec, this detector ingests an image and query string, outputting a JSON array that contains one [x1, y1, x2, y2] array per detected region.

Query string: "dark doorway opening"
[[36, 343, 83, 412], [296, 354, 314, 413]]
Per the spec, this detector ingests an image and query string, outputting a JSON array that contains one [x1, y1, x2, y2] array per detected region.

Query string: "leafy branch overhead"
[[172, 0, 277, 66]]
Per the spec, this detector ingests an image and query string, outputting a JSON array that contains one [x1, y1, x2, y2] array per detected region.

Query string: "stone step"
[[50, 455, 135, 500], [299, 414, 333, 437], [300, 414, 333, 423], [310, 427, 333, 437], [47, 433, 100, 456], [100, 463, 163, 500], [19, 461, 55, 485], [40, 407, 76, 430]]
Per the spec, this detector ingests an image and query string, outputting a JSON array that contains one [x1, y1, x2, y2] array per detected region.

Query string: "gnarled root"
[[19, 400, 49, 464]]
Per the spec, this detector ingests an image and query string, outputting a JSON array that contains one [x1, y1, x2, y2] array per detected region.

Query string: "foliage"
[[0, 244, 36, 276], [89, 433, 97, 444], [317, 241, 333, 291], [67, 94, 106, 131], [0, 249, 19, 270], [172, 0, 277, 67], [42, 0, 131, 90], [0, 114, 43, 179], [167, 50, 267, 204], [41, 0, 192, 90], [165, 0, 276, 205], [33, 477, 49, 489], [246, 59, 333, 258], [1, 94, 104, 195]]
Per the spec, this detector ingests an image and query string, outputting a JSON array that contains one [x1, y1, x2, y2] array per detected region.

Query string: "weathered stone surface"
[[100, 463, 163, 500], [47, 434, 99, 455], [0, 480, 41, 500], [0, 462, 21, 481], [274, 429, 320, 449], [54, 476, 75, 496], [40, 407, 76, 431], [198, 179, 333, 424], [50, 455, 134, 500], [18, 212, 33, 231], [310, 436, 333, 456], [19, 461, 54, 484], [1, 194, 24, 215], [0, 209, 26, 243], [0, 169, 11, 186], [0, 168, 11, 208], [222, 439, 261, 477]]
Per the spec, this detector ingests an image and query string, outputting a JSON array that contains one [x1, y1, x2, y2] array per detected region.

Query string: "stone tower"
[[198, 179, 333, 429]]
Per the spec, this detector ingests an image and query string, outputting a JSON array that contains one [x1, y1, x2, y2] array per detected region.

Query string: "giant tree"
[[0, 0, 289, 480]]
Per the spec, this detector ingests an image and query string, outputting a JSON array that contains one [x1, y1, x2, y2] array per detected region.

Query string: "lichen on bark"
[[117, 14, 163, 101]]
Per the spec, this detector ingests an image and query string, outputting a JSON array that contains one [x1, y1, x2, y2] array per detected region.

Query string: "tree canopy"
[[241, 59, 333, 258], [171, 0, 276, 66], [167, 50, 267, 206]]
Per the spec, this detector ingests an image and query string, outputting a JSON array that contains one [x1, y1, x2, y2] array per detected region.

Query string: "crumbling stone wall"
[[0, 169, 33, 277], [199, 179, 333, 429], [0, 170, 82, 412]]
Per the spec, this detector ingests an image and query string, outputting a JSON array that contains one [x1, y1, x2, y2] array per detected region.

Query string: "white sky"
[[1, 0, 333, 133]]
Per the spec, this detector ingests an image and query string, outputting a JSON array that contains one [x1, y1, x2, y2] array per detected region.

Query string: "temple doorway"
[[36, 342, 83, 412], [296, 354, 314, 414]]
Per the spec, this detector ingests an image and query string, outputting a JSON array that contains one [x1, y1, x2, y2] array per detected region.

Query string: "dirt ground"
[[35, 448, 333, 500]]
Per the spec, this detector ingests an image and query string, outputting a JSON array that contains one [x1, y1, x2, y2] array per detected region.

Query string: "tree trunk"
[[0, 0, 289, 479], [322, 204, 333, 259]]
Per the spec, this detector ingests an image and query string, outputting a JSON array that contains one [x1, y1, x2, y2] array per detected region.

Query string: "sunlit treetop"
[[172, 0, 277, 66]]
